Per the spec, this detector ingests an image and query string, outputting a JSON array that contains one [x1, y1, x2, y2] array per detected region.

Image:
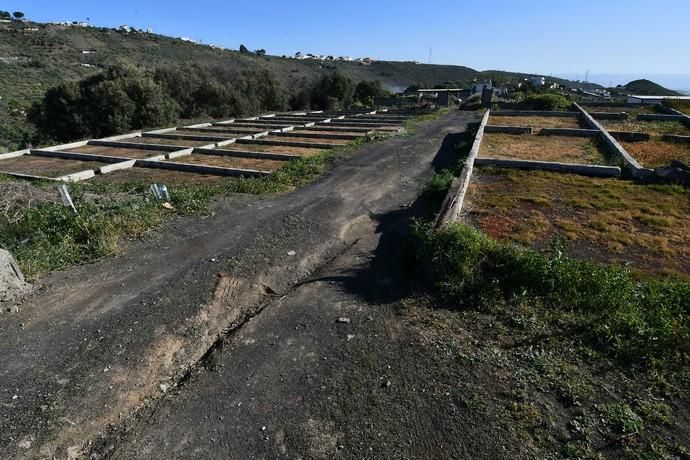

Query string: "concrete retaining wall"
[[57, 169, 96, 182], [589, 112, 628, 120], [143, 132, 232, 142], [30, 149, 136, 164], [89, 140, 185, 152], [574, 102, 649, 176], [474, 158, 621, 177], [539, 128, 599, 137], [490, 110, 580, 117], [484, 125, 532, 134], [136, 159, 270, 177], [610, 131, 651, 142], [637, 114, 685, 121], [434, 109, 491, 228], [98, 160, 137, 174], [0, 149, 29, 160], [193, 147, 298, 161], [662, 134, 690, 143], [273, 131, 362, 140], [237, 139, 336, 149]]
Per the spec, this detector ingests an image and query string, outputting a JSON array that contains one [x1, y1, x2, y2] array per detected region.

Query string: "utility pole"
[[428, 47, 432, 65]]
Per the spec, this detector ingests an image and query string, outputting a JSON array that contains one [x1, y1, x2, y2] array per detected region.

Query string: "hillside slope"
[[621, 79, 680, 96], [0, 19, 580, 150]]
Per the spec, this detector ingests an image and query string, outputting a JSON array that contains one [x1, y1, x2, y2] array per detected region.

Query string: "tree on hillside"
[[255, 49, 266, 56], [239, 44, 249, 54], [310, 72, 355, 110], [0, 11, 11, 19], [354, 80, 389, 106], [12, 11, 24, 19]]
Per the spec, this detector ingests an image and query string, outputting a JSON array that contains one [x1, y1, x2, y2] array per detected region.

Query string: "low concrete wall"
[[662, 134, 690, 143], [484, 125, 532, 134], [0, 149, 29, 160], [237, 139, 336, 149], [610, 131, 651, 142], [574, 102, 648, 176], [490, 110, 580, 117], [88, 140, 185, 152], [30, 149, 134, 164], [296, 126, 373, 133], [589, 112, 628, 120], [57, 169, 96, 182], [434, 109, 491, 228], [98, 160, 137, 174], [474, 158, 621, 177], [143, 132, 232, 142], [273, 131, 362, 140], [166, 148, 194, 160], [637, 114, 685, 121], [193, 147, 298, 161], [539, 128, 599, 137]]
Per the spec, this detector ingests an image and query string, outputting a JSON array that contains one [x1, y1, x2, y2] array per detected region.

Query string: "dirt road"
[[0, 110, 478, 458]]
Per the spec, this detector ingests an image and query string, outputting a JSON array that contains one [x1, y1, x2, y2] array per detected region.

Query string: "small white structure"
[[529, 76, 546, 87], [81, 49, 96, 54], [471, 80, 492, 95], [627, 95, 690, 105]]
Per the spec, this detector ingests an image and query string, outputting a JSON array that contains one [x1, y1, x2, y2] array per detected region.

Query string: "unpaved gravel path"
[[0, 110, 477, 459]]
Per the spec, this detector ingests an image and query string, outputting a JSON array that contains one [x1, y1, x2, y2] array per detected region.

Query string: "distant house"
[[529, 76, 546, 87], [627, 95, 690, 105], [472, 80, 492, 95]]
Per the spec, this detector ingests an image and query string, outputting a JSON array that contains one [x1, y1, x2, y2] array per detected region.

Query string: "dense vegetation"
[[27, 64, 388, 144], [410, 221, 689, 370], [518, 93, 572, 111]]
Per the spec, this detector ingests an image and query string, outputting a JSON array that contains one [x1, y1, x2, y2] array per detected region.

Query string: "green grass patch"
[[409, 221, 690, 370]]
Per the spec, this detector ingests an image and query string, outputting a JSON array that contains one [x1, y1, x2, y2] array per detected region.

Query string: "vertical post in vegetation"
[[434, 109, 491, 228]]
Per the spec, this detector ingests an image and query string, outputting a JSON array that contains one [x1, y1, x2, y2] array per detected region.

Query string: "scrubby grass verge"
[[410, 221, 690, 371]]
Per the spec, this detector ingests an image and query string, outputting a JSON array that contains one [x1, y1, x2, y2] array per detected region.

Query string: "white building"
[[627, 95, 690, 105]]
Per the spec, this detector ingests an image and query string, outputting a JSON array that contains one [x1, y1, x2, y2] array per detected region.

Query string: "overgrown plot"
[[463, 168, 690, 278], [619, 138, 690, 168], [479, 133, 612, 165]]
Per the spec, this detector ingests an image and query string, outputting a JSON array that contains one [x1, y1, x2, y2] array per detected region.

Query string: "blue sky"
[[10, 0, 690, 86]]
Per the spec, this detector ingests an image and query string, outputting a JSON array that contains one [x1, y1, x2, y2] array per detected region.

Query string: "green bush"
[[521, 93, 571, 111], [410, 222, 690, 367]]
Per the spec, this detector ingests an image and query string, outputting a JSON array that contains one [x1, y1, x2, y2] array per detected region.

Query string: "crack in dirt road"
[[0, 110, 477, 458]]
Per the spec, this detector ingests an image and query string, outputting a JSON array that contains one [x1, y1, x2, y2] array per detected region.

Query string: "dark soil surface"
[[0, 110, 478, 458]]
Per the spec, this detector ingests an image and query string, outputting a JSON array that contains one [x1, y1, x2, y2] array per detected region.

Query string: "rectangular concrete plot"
[[92, 167, 231, 186], [262, 135, 349, 145], [173, 154, 285, 172], [600, 119, 690, 136], [62, 145, 166, 159], [488, 115, 584, 129], [226, 143, 323, 156], [0, 155, 108, 178], [479, 133, 614, 165], [619, 138, 690, 168], [120, 136, 211, 148], [293, 129, 368, 137]]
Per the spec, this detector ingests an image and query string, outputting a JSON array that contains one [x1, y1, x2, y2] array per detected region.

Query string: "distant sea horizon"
[[554, 73, 690, 95]]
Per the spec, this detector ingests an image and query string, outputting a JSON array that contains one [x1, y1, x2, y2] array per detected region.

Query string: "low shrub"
[[521, 93, 571, 111], [410, 221, 690, 367]]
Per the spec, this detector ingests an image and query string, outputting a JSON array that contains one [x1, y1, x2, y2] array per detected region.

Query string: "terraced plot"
[[0, 155, 108, 177], [228, 143, 323, 155], [123, 136, 211, 147], [489, 115, 583, 129], [91, 167, 229, 185], [172, 154, 285, 171], [262, 135, 348, 145], [63, 145, 166, 159], [601, 119, 690, 136], [620, 138, 690, 168], [479, 133, 612, 165], [463, 168, 690, 279]]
